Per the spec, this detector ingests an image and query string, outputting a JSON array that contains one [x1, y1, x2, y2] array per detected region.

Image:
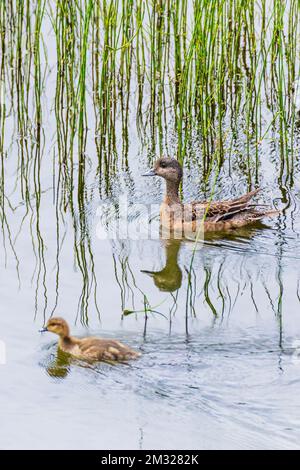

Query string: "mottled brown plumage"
[[143, 158, 279, 235], [42, 318, 141, 362]]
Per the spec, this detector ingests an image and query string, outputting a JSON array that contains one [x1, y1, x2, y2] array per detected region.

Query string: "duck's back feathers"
[[79, 337, 141, 361], [190, 189, 259, 220], [190, 189, 279, 227], [160, 188, 279, 233], [60, 336, 141, 362]]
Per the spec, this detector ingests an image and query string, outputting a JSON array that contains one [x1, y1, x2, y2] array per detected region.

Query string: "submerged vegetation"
[[0, 1, 300, 325]]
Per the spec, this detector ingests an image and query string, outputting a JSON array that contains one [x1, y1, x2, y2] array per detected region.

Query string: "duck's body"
[[41, 318, 141, 362], [159, 188, 277, 234], [143, 158, 278, 236]]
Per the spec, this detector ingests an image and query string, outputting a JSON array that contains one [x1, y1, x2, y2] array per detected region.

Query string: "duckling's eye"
[[160, 162, 167, 168]]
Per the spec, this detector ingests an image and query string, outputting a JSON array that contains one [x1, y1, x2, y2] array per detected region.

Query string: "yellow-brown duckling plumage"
[[42, 317, 141, 362], [143, 158, 279, 235]]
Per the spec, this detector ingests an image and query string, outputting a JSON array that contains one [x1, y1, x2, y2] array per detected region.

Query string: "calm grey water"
[[1, 1, 300, 450]]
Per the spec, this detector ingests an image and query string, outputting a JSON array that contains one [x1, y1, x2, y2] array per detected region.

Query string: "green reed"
[[36, 0, 300, 185]]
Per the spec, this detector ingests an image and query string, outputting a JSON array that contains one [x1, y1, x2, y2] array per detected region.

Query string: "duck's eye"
[[160, 162, 167, 168]]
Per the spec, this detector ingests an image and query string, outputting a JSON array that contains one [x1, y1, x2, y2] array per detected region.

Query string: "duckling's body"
[[59, 336, 140, 362], [143, 158, 279, 236], [42, 318, 141, 362]]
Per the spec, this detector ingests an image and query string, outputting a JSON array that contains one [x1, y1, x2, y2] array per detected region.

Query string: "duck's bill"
[[39, 327, 48, 333], [140, 269, 156, 277], [142, 169, 156, 176]]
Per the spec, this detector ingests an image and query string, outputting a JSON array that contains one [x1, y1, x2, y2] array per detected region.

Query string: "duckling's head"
[[43, 317, 70, 338], [143, 158, 183, 183]]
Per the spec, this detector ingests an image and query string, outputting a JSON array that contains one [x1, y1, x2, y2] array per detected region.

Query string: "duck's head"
[[40, 317, 70, 338], [143, 158, 183, 183]]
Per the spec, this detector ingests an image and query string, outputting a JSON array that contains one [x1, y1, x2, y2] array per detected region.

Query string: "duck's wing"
[[190, 189, 268, 222], [79, 338, 140, 361]]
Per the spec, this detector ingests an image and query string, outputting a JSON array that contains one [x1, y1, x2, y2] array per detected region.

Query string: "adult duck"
[[143, 158, 278, 236]]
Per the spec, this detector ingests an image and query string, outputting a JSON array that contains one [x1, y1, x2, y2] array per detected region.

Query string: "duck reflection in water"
[[142, 223, 269, 294], [142, 239, 183, 292], [45, 346, 114, 379], [45, 348, 72, 379]]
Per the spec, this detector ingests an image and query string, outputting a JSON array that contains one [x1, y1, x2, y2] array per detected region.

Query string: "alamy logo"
[[0, 340, 6, 365], [291, 339, 300, 365], [95, 195, 205, 246]]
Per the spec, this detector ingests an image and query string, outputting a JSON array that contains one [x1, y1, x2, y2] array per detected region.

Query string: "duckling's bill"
[[39, 327, 48, 333]]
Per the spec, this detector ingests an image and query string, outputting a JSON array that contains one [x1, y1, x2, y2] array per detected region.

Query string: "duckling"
[[40, 317, 141, 362], [143, 158, 279, 235]]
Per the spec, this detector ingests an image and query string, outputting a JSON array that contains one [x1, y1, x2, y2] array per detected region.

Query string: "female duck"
[[41, 317, 141, 362], [143, 158, 278, 235]]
